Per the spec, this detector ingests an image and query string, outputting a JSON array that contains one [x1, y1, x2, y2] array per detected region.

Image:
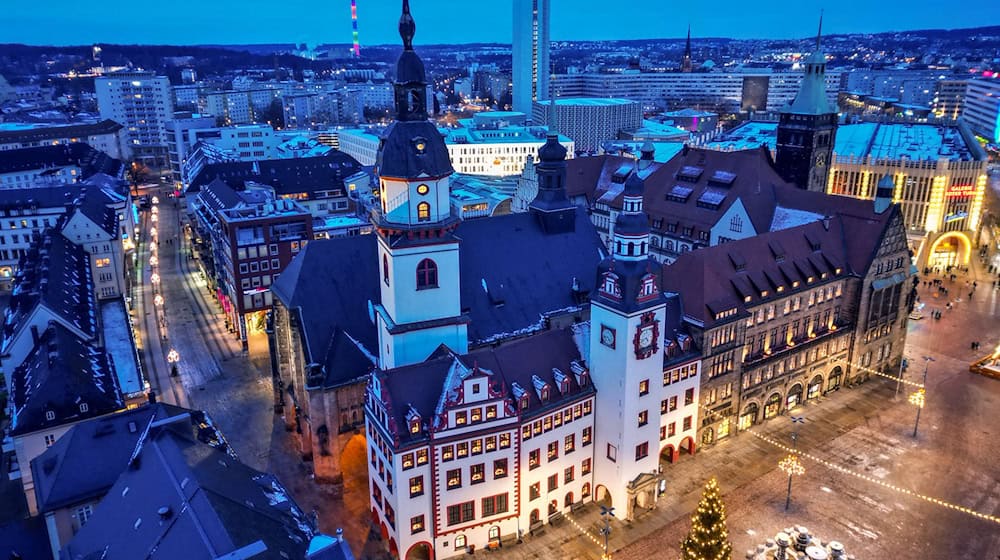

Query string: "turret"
[[874, 174, 894, 214], [528, 131, 576, 234]]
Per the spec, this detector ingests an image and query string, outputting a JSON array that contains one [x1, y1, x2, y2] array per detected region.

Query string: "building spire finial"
[[816, 9, 824, 50], [399, 0, 416, 51], [686, 23, 691, 53]]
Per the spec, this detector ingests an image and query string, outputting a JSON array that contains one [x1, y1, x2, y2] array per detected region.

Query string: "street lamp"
[[154, 294, 164, 306], [779, 454, 805, 511], [911, 356, 934, 438], [600, 505, 615, 560], [149, 255, 158, 267], [150, 273, 160, 284], [167, 348, 180, 377]]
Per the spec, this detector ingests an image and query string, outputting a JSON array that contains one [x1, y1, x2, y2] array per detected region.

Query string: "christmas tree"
[[679, 477, 732, 560]]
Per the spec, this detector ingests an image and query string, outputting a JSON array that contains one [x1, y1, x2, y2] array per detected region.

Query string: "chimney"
[[157, 506, 173, 520], [336, 528, 344, 542]]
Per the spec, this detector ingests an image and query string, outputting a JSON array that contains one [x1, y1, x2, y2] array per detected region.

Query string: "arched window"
[[416, 259, 438, 289], [382, 254, 390, 286], [417, 201, 431, 222], [627, 242, 634, 256]]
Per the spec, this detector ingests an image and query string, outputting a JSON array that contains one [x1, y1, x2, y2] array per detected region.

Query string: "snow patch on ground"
[[844, 521, 880, 540]]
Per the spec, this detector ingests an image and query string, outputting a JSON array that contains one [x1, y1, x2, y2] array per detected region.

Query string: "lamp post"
[[167, 348, 180, 377], [779, 454, 805, 511], [780, 416, 806, 511], [910, 356, 933, 438], [600, 505, 615, 560]]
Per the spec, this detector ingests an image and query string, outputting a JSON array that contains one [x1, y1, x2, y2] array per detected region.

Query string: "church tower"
[[588, 169, 666, 519], [774, 14, 838, 192], [373, 0, 468, 370], [680, 25, 693, 73]]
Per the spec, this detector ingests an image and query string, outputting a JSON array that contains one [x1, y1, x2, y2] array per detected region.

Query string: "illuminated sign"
[[946, 184, 975, 197], [944, 212, 968, 224]]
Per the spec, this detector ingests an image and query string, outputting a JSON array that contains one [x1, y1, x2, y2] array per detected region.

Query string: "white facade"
[[0, 166, 81, 189], [61, 210, 125, 300], [366, 364, 597, 559], [550, 71, 841, 114], [338, 125, 573, 177], [962, 79, 1000, 144], [95, 71, 174, 162], [512, 0, 550, 116]]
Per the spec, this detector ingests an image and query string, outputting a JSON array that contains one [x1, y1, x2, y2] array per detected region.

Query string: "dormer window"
[[639, 274, 658, 299], [79, 403, 89, 413], [519, 396, 529, 411], [600, 272, 621, 299], [413, 137, 427, 154], [46, 410, 55, 421], [553, 368, 570, 395], [540, 387, 550, 401], [409, 419, 420, 434]]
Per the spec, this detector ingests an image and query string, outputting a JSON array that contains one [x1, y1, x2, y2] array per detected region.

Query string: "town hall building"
[[269, 4, 912, 559]]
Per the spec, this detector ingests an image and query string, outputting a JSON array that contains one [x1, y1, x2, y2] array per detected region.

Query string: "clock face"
[[639, 327, 654, 348], [633, 312, 660, 360], [600, 325, 616, 348]]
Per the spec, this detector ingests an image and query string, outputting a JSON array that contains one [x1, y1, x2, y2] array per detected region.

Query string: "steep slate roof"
[[63, 417, 317, 560], [31, 402, 190, 513], [187, 150, 363, 196], [375, 328, 594, 448], [376, 120, 454, 179], [661, 207, 897, 329], [567, 146, 879, 240], [0, 142, 123, 179], [9, 323, 123, 436], [272, 207, 604, 389], [73, 187, 120, 236], [2, 230, 98, 349]]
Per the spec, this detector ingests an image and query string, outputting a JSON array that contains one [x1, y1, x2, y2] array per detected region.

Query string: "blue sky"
[[2, 0, 997, 46]]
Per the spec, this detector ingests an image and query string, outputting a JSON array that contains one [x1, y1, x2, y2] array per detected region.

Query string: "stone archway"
[[739, 402, 759, 430], [764, 392, 782, 419], [807, 374, 824, 399], [595, 485, 613, 508], [679, 436, 696, 456], [405, 542, 434, 560], [928, 231, 972, 267], [786, 383, 804, 409], [828, 366, 843, 391], [660, 444, 677, 464]]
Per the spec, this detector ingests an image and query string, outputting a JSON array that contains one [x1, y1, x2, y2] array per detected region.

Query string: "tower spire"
[[681, 24, 693, 73], [816, 9, 824, 50], [399, 0, 415, 51]]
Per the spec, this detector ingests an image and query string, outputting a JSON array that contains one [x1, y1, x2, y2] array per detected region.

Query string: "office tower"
[[513, 0, 550, 116]]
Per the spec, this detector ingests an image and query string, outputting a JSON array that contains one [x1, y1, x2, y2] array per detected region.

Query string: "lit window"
[[417, 201, 431, 222]]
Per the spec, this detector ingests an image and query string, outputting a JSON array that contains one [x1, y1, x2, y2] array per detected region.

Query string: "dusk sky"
[[3, 0, 998, 47]]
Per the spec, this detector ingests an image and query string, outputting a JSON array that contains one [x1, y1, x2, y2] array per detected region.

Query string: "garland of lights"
[[749, 430, 1000, 525]]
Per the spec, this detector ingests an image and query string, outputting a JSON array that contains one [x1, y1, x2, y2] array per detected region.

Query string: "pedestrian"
[[973, 281, 978, 289], [972, 341, 976, 350], [969, 292, 974, 301]]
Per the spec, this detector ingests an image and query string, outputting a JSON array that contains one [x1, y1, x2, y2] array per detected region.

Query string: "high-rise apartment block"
[[94, 71, 174, 166], [512, 0, 550, 116]]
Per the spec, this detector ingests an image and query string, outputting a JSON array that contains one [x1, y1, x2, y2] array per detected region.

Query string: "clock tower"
[[589, 168, 666, 519], [372, 0, 468, 369], [775, 14, 838, 193]]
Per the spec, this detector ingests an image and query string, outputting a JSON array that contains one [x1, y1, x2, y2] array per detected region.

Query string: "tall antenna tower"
[[351, 0, 361, 57]]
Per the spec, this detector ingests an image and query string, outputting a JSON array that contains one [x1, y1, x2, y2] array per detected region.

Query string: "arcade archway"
[[928, 231, 972, 268]]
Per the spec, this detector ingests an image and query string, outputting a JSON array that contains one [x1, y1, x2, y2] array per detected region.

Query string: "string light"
[[830, 358, 924, 389], [564, 509, 604, 549], [749, 430, 1000, 525]]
